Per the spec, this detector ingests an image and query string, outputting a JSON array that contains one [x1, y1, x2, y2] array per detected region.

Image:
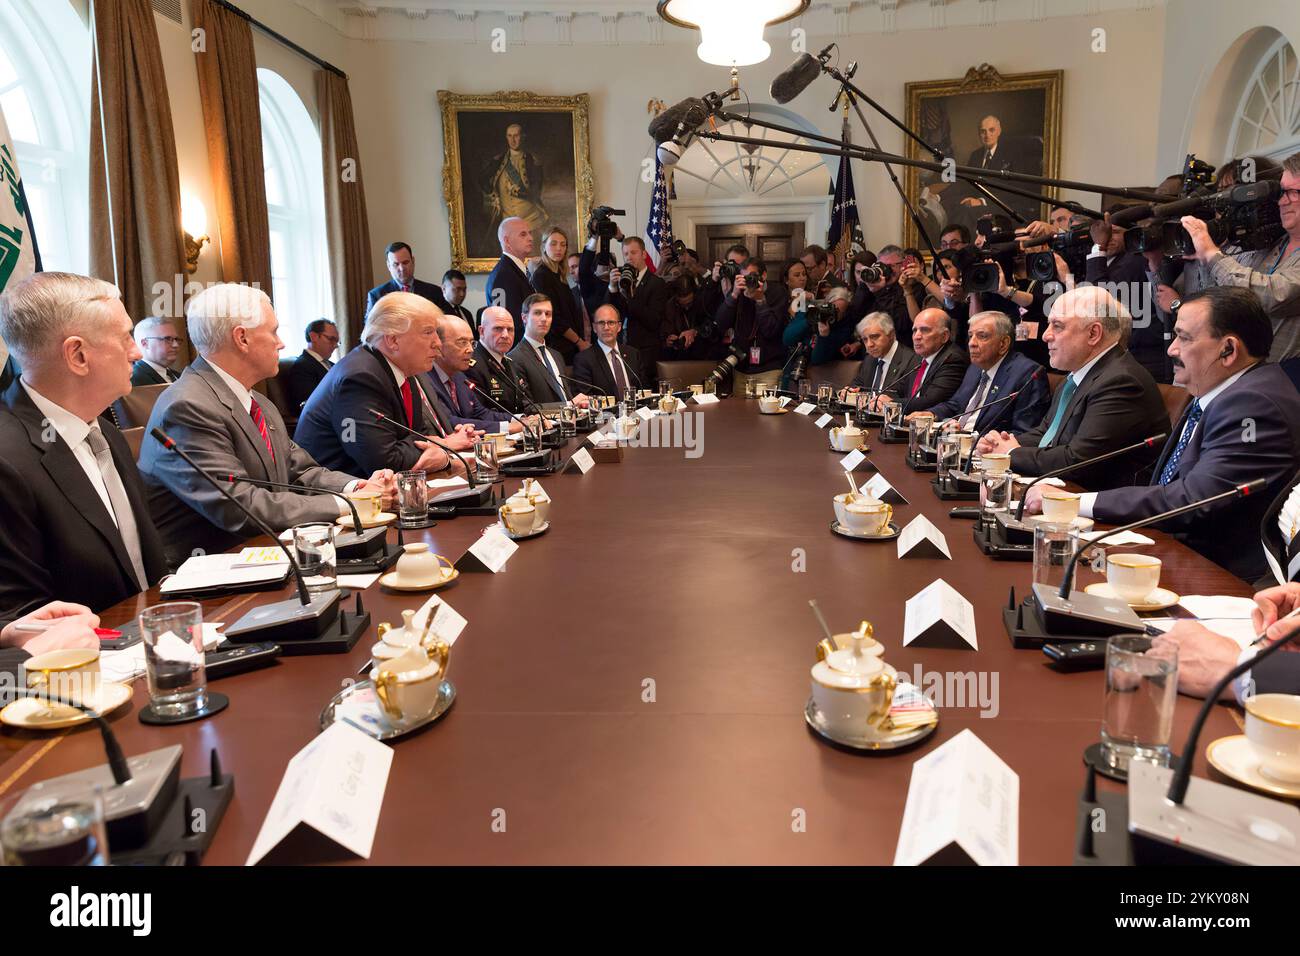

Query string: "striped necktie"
[[249, 397, 276, 463]]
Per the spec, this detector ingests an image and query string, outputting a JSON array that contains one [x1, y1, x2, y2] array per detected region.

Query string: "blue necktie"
[[1039, 375, 1077, 447], [1158, 400, 1202, 485]]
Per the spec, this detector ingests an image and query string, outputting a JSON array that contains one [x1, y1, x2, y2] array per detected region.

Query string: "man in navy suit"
[[130, 316, 183, 385], [886, 308, 968, 414], [920, 311, 1049, 434], [485, 217, 536, 343], [427, 314, 530, 433], [1024, 288, 1300, 581], [572, 304, 642, 402], [505, 294, 591, 409], [365, 242, 450, 317]]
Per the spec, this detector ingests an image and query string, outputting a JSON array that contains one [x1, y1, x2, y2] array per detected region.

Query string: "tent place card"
[[813, 413, 833, 429], [454, 526, 519, 573], [778, 396, 792, 408], [246, 722, 392, 865], [896, 514, 951, 560], [564, 447, 596, 473], [635, 406, 655, 421], [411, 595, 468, 646], [903, 578, 977, 649], [839, 448, 872, 473], [693, 392, 720, 405], [893, 729, 1018, 866], [861, 471, 907, 505], [793, 402, 816, 416]]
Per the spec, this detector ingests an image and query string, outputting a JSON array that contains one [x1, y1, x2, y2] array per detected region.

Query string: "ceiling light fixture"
[[657, 0, 810, 67]]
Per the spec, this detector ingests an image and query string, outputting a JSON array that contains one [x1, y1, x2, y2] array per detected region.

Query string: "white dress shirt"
[[524, 334, 567, 400], [21, 381, 120, 527], [143, 358, 174, 381], [872, 340, 900, 389], [206, 359, 254, 414]]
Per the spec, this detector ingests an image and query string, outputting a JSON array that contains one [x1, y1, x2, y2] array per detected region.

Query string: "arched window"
[[670, 116, 833, 199], [0, 0, 90, 273], [257, 68, 332, 347], [1227, 35, 1300, 161]]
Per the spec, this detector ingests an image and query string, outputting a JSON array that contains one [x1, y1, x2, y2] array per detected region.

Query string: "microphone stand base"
[[906, 447, 937, 472], [112, 762, 235, 866], [224, 590, 368, 656], [931, 473, 979, 500], [1002, 588, 1146, 648], [877, 424, 909, 444], [974, 515, 1033, 560], [500, 450, 560, 476], [1074, 788, 1133, 867]]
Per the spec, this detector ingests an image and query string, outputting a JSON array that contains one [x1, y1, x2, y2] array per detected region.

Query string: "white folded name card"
[[793, 402, 816, 415], [814, 413, 833, 429], [778, 396, 792, 408], [412, 595, 467, 645], [635, 406, 654, 421], [246, 722, 392, 865], [894, 729, 1018, 866], [861, 472, 907, 505], [896, 514, 951, 560], [839, 448, 868, 472], [693, 392, 720, 405], [903, 578, 977, 649], [455, 527, 519, 573], [566, 448, 596, 473]]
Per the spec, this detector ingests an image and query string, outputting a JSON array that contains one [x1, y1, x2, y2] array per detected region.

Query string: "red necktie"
[[447, 377, 462, 415], [910, 359, 929, 397], [400, 379, 414, 427], [249, 397, 276, 463]]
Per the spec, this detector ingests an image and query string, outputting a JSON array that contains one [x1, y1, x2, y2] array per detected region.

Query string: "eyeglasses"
[[142, 336, 182, 346], [1280, 188, 1300, 204]]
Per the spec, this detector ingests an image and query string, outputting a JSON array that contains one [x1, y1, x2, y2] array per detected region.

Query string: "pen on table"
[[10, 621, 121, 638]]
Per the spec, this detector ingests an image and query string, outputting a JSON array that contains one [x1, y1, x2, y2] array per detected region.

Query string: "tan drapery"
[[88, 0, 187, 324], [315, 69, 372, 350], [191, 0, 272, 297]]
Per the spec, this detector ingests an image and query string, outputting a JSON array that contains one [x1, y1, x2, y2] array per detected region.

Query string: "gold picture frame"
[[901, 64, 1063, 253], [438, 90, 594, 273]]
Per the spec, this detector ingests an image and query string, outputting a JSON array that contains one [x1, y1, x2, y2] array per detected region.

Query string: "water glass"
[[658, 379, 673, 397], [293, 522, 338, 594], [558, 403, 577, 438], [936, 432, 963, 480], [883, 401, 903, 431], [816, 383, 834, 408], [1, 779, 108, 865], [397, 469, 428, 524], [139, 601, 209, 718], [1032, 522, 1082, 591], [702, 378, 717, 395], [1100, 635, 1179, 774], [472, 436, 500, 481], [980, 471, 1016, 522]]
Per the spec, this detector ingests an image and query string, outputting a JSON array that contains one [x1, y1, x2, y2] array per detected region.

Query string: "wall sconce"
[[182, 191, 209, 275]]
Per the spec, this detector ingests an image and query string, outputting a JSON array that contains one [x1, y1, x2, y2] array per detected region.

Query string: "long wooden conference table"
[[0, 397, 1251, 865]]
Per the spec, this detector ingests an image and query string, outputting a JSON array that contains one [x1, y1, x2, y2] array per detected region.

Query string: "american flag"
[[646, 155, 674, 268], [827, 120, 860, 271]]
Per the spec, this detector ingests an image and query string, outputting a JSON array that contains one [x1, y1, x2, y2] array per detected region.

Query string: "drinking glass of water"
[[139, 601, 209, 720], [397, 469, 428, 525], [1100, 635, 1179, 774], [1, 779, 108, 865], [293, 522, 338, 594]]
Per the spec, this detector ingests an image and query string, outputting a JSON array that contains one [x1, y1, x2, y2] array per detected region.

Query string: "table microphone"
[[937, 368, 1040, 431], [365, 408, 478, 490], [869, 360, 927, 424], [2, 685, 131, 784], [1055, 479, 1265, 600], [466, 380, 540, 447], [150, 428, 342, 643], [226, 475, 386, 559], [1013, 433, 1167, 521]]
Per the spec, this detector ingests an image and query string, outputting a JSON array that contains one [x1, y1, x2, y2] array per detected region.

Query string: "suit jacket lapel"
[[193, 357, 276, 480]]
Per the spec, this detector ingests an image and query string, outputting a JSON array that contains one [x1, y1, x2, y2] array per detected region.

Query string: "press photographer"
[[1180, 151, 1300, 364], [664, 273, 719, 360], [782, 286, 856, 384], [606, 234, 670, 381], [860, 245, 912, 342], [714, 260, 786, 389]]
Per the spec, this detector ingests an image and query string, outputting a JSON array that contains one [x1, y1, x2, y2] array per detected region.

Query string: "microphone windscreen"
[[769, 53, 821, 104], [648, 97, 705, 143], [657, 139, 686, 167]]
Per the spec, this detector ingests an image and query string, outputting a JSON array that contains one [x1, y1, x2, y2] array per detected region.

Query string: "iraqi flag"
[[0, 102, 41, 373]]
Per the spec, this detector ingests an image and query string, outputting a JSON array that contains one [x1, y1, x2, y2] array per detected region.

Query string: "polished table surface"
[[0, 399, 1252, 864]]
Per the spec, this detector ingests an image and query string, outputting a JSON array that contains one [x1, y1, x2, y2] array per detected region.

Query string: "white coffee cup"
[[842, 500, 892, 536], [1040, 489, 1081, 523], [394, 543, 454, 586], [370, 643, 449, 722], [1106, 553, 1161, 604], [829, 426, 864, 451], [758, 395, 781, 413], [1244, 693, 1300, 783], [499, 500, 538, 535], [23, 647, 102, 709], [981, 452, 1010, 474]]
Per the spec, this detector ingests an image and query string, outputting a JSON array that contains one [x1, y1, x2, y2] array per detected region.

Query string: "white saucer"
[[805, 682, 938, 750], [378, 569, 459, 592], [1025, 513, 1095, 531], [0, 682, 133, 730], [336, 512, 397, 530], [1083, 582, 1179, 612], [1206, 734, 1300, 799], [759, 407, 789, 415]]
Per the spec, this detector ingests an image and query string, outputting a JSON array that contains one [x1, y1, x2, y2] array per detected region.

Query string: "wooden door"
[[698, 222, 806, 270]]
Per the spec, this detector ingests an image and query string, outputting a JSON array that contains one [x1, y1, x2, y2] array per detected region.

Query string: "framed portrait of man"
[[438, 90, 595, 273], [901, 65, 1063, 253]]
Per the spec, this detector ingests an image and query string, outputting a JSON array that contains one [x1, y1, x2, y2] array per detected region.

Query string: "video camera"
[[1123, 180, 1283, 258], [590, 205, 626, 254]]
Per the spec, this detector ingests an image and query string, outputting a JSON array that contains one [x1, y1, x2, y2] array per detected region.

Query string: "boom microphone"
[[770, 46, 832, 104]]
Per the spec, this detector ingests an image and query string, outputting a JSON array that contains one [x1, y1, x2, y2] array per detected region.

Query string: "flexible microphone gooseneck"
[[1014, 433, 1168, 522], [1056, 479, 1265, 599], [150, 428, 311, 606], [228, 474, 364, 536], [2, 684, 131, 784], [365, 408, 478, 490], [465, 379, 540, 447]]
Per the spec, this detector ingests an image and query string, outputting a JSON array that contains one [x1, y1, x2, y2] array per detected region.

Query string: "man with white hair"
[[139, 283, 396, 564], [485, 216, 536, 342], [130, 315, 183, 385], [0, 272, 168, 623], [976, 285, 1169, 489], [427, 313, 528, 432], [295, 291, 475, 478], [844, 311, 917, 395]]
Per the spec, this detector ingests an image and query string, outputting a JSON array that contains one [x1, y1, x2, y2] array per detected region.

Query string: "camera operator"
[[1180, 151, 1300, 363], [862, 245, 912, 343], [1084, 210, 1173, 383], [580, 213, 622, 314], [664, 274, 718, 360], [977, 245, 1070, 370], [782, 285, 856, 373], [715, 260, 786, 390], [698, 244, 750, 320], [607, 235, 670, 382]]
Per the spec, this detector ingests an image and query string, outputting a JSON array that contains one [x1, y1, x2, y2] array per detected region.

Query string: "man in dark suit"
[[466, 306, 536, 414], [1023, 288, 1300, 581], [887, 308, 968, 414], [505, 293, 592, 409], [845, 312, 918, 394], [573, 304, 642, 402], [606, 236, 669, 383], [296, 292, 476, 479], [285, 318, 339, 412], [977, 286, 1169, 489], [365, 242, 451, 317], [130, 316, 182, 385], [427, 314, 526, 433], [486, 217, 536, 343], [441, 269, 475, 331], [922, 311, 1050, 434], [1087, 215, 1171, 382], [0, 272, 167, 624], [955, 114, 1040, 225], [140, 285, 397, 565]]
